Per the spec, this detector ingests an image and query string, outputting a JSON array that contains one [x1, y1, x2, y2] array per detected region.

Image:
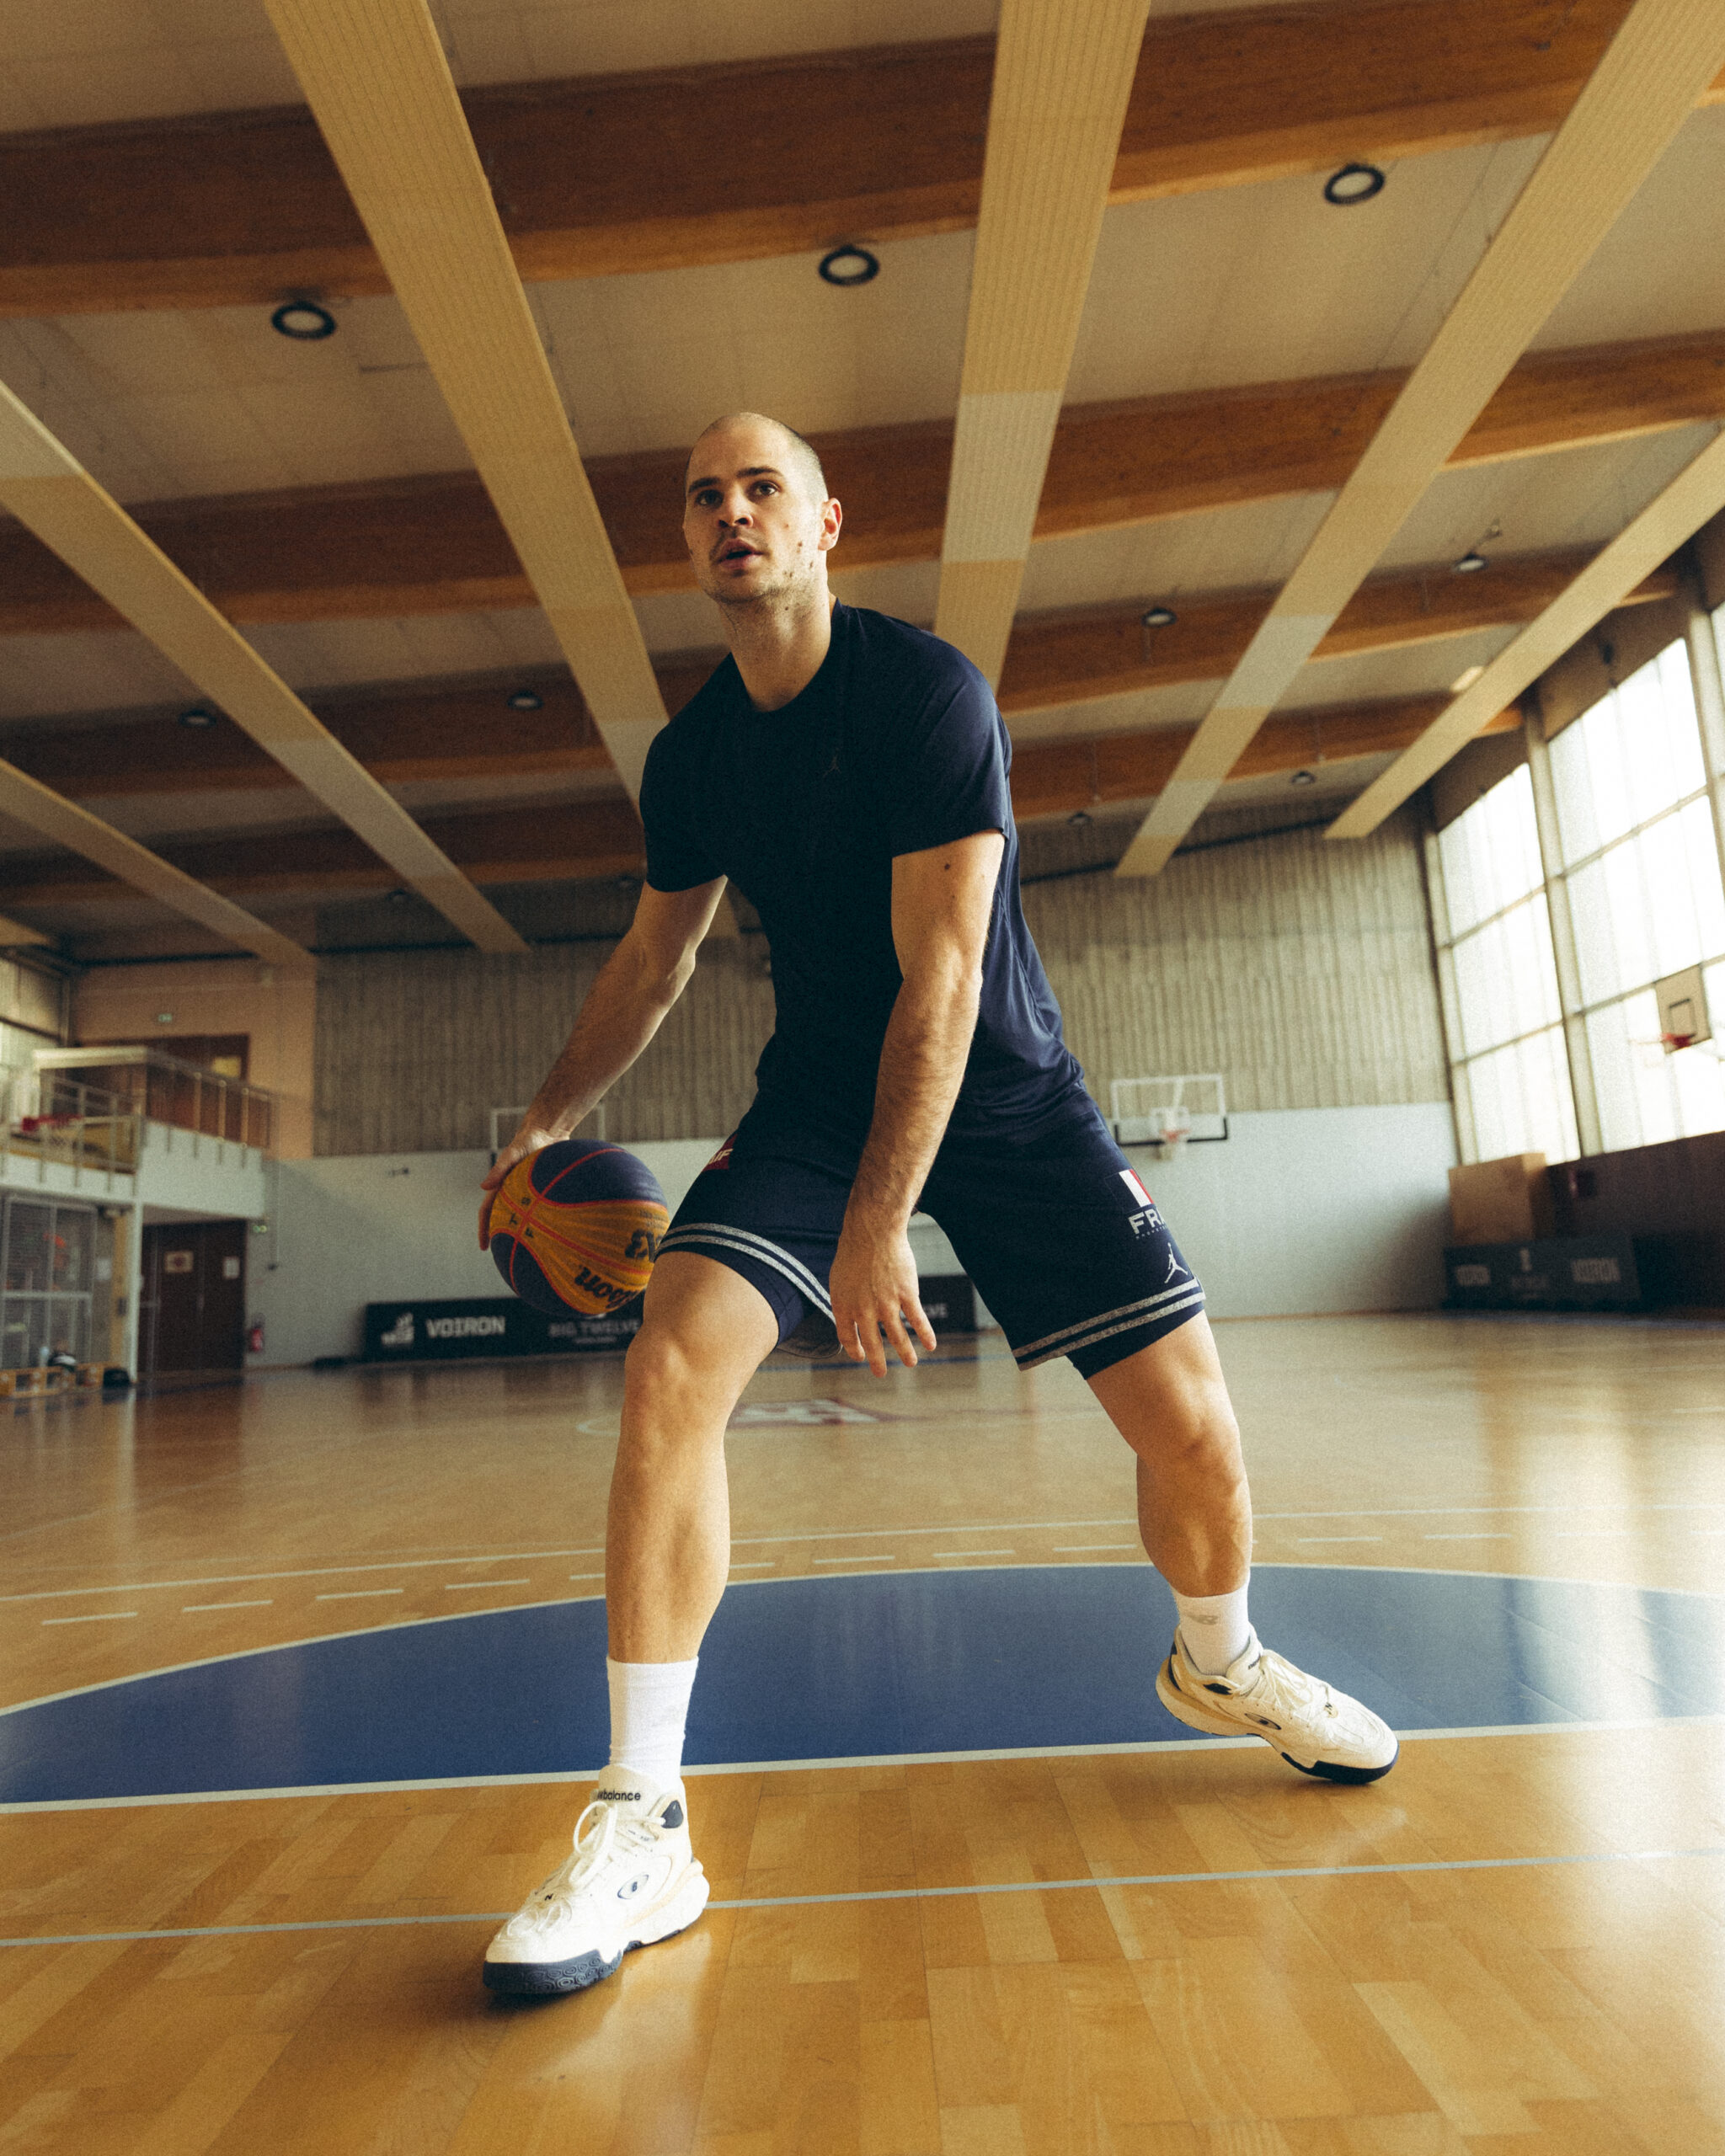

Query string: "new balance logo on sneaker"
[[1156, 1626, 1398, 1784]]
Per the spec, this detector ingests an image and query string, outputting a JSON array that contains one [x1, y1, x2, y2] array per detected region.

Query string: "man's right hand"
[[478, 1129, 558, 1249]]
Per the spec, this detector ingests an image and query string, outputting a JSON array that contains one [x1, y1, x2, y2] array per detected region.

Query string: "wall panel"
[[312, 803, 1449, 1155]]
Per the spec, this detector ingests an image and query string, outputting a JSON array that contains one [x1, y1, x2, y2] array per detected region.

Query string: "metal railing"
[[12, 1048, 277, 1187], [0, 1066, 137, 1193]]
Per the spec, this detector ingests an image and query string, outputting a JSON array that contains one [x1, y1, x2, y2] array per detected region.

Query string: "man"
[[478, 414, 1397, 1998]]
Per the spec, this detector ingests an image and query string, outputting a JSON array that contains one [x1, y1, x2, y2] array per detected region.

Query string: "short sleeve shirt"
[[640, 603, 1087, 1141]]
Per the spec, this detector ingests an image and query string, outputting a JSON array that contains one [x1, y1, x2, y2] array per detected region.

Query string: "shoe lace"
[[526, 1801, 660, 1919], [1254, 1648, 1342, 1720]]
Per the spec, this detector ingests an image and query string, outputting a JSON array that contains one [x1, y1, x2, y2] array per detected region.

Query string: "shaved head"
[[687, 412, 826, 500]]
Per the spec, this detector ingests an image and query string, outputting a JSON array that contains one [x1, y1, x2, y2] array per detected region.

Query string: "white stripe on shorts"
[[659, 1224, 834, 1316], [1013, 1287, 1205, 1370], [1012, 1276, 1200, 1363]]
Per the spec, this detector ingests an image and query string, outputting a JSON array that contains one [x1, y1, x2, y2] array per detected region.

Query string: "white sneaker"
[[483, 1771, 709, 1997], [1156, 1626, 1399, 1784]]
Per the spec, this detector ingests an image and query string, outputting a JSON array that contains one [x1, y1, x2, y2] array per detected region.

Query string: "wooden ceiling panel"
[[0, 373, 528, 953], [1331, 422, 1725, 836], [8, 332, 1722, 638], [1117, 0, 1725, 874], [13, 4, 1720, 316]]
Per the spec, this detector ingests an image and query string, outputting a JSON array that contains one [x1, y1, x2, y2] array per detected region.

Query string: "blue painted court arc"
[[3, 1564, 1722, 1806]]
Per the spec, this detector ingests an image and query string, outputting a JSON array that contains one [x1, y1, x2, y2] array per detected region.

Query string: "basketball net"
[[1632, 1030, 1722, 1065], [1156, 1111, 1193, 1158]]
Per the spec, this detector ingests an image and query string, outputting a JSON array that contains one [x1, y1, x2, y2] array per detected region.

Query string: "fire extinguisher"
[[247, 1319, 265, 1354]]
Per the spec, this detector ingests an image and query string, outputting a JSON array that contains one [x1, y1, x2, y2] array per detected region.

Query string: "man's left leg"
[[1087, 1313, 1398, 1784]]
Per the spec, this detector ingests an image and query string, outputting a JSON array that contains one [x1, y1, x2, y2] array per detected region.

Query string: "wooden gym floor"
[[2, 1312, 1723, 2153]]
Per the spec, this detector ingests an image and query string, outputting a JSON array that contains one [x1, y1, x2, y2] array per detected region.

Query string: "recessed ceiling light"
[[387, 889, 411, 905], [1140, 606, 1178, 629], [1453, 551, 1489, 574], [270, 298, 336, 341], [177, 707, 216, 728], [1450, 664, 1487, 693], [1068, 809, 1092, 829], [818, 243, 879, 288], [1324, 162, 1386, 206], [1290, 768, 1317, 787], [506, 689, 544, 712]]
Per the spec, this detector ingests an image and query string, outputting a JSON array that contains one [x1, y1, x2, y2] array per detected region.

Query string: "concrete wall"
[[250, 1109, 1455, 1366]]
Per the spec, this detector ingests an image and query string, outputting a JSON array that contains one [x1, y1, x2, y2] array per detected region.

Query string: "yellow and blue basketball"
[[488, 1139, 669, 1317]]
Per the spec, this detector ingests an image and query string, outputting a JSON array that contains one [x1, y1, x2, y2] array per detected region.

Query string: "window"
[[1429, 637, 1725, 1165], [1553, 641, 1725, 1151], [1434, 765, 1578, 1163]]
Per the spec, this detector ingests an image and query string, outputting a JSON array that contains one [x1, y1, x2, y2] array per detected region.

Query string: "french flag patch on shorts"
[[1119, 1167, 1151, 1207]]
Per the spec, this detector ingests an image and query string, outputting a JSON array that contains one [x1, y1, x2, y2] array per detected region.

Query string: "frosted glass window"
[[1450, 896, 1562, 1056], [1566, 799, 1725, 1006], [1463, 1027, 1579, 1166], [1438, 764, 1544, 934], [1550, 641, 1704, 866]]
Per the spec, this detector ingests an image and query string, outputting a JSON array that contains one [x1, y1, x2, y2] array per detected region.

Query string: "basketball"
[[488, 1139, 670, 1317]]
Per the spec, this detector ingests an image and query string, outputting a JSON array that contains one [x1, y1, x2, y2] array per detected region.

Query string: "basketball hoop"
[[1154, 1110, 1193, 1160]]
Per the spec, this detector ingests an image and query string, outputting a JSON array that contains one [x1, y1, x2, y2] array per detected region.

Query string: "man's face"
[[682, 419, 838, 609]]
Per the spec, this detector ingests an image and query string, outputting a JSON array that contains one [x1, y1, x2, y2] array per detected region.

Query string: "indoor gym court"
[[4, 0, 1725, 2151]]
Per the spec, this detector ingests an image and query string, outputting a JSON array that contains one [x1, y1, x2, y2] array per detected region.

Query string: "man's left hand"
[[829, 1217, 937, 1377]]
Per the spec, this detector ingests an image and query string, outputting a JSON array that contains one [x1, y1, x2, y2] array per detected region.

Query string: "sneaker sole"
[[483, 1865, 710, 1998], [1156, 1662, 1399, 1785]]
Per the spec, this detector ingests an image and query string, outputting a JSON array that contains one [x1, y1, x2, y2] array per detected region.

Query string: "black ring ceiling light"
[[1323, 162, 1386, 206], [819, 244, 880, 287], [271, 298, 337, 340]]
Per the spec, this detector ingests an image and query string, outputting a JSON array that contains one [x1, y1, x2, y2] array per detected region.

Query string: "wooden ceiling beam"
[[9, 2, 1717, 317], [0, 798, 647, 907], [0, 689, 1519, 911], [6, 330, 1722, 637], [0, 547, 1675, 803], [994, 550, 1679, 715], [1007, 695, 1523, 822]]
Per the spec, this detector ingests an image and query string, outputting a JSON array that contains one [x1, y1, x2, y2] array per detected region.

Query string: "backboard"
[[1109, 1074, 1228, 1149]]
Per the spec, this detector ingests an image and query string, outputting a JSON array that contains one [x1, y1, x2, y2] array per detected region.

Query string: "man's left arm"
[[828, 828, 1006, 1375]]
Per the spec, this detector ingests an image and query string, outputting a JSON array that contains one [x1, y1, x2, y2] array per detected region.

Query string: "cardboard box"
[[1448, 1154, 1555, 1245]]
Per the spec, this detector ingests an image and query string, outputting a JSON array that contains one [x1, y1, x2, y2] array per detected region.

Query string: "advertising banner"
[[362, 1296, 640, 1362]]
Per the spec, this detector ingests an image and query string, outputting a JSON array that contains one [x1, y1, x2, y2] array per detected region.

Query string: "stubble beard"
[[706, 548, 822, 623]]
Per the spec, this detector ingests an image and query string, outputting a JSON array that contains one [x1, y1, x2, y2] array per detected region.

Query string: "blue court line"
[[4, 1844, 1722, 1952]]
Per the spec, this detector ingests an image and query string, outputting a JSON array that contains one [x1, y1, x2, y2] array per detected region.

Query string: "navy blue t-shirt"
[[640, 603, 1087, 1142]]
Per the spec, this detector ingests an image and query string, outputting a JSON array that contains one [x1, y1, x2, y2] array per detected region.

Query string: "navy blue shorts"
[[658, 1098, 1204, 1379]]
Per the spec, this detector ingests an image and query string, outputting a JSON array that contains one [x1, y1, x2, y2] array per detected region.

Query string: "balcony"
[[2, 1049, 275, 1215]]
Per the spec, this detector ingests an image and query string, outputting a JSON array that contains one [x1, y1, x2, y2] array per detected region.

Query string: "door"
[[140, 1220, 246, 1374]]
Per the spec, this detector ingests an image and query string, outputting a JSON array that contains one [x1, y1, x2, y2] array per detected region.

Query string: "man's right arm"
[[478, 878, 727, 1246]]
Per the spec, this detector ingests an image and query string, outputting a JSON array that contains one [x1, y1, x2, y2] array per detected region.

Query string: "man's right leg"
[[605, 1251, 781, 1665], [483, 1253, 778, 1997]]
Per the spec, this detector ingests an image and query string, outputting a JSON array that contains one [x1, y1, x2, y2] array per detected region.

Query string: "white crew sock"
[[1172, 1578, 1252, 1676], [606, 1656, 698, 1788]]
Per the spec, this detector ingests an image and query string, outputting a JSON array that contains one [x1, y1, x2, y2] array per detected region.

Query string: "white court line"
[[809, 1556, 896, 1566], [314, 1590, 403, 1603], [443, 1580, 531, 1592], [729, 1562, 775, 1571], [934, 1550, 1014, 1558], [182, 1601, 273, 1613], [41, 1613, 136, 1625], [8, 1714, 1723, 1814], [4, 1843, 1721, 1950], [568, 1572, 603, 1582], [8, 1501, 1725, 1607]]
